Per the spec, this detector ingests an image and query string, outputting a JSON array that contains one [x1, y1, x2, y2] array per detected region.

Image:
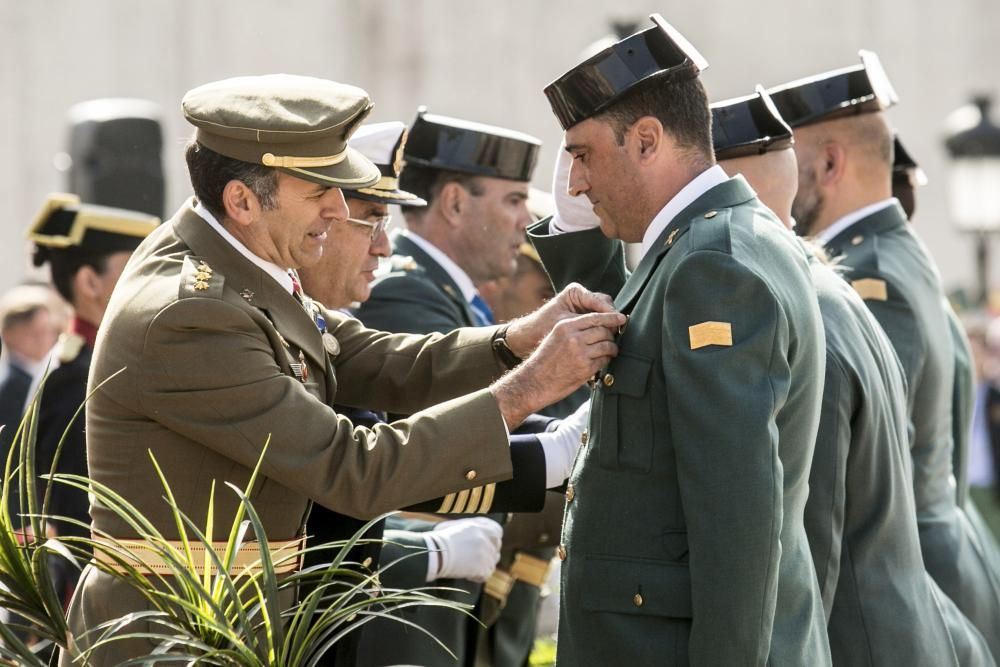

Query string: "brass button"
[[633, 593, 644, 607], [466, 470, 477, 481], [362, 556, 373, 569], [580, 430, 589, 446], [851, 235, 864, 246], [704, 210, 717, 219], [603, 373, 615, 387], [566, 485, 575, 503], [557, 544, 567, 561]]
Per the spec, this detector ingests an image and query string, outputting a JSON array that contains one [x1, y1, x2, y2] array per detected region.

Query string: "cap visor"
[[347, 188, 428, 207], [278, 146, 380, 190]]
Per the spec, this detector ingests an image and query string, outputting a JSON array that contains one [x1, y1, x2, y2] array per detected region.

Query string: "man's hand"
[[426, 517, 503, 582], [551, 139, 602, 233], [504, 283, 618, 359], [492, 310, 623, 428]]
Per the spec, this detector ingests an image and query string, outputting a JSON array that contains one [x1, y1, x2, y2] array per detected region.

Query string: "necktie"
[[469, 293, 495, 327], [289, 271, 326, 331]]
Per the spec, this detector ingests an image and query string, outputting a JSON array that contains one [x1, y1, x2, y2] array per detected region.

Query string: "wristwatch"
[[491, 325, 522, 369]]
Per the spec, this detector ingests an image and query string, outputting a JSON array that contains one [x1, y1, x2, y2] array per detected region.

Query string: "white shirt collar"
[[640, 165, 729, 259], [402, 229, 477, 302], [815, 198, 897, 245], [191, 199, 294, 295]]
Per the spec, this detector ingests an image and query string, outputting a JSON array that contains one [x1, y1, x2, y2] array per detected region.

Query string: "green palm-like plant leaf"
[[50, 439, 472, 666]]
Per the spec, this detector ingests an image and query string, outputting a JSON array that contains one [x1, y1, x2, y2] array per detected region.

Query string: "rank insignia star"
[[240, 289, 254, 301], [194, 281, 209, 291]]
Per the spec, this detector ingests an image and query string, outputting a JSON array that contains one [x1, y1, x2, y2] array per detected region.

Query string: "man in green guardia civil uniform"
[[714, 90, 994, 665], [528, 16, 831, 665], [62, 74, 626, 666], [893, 132, 1000, 595], [772, 53, 1000, 657], [353, 111, 572, 667]]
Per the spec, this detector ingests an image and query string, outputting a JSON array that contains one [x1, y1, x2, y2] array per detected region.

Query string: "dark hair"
[[399, 165, 484, 210], [184, 140, 279, 220], [32, 246, 110, 304], [598, 75, 713, 161]]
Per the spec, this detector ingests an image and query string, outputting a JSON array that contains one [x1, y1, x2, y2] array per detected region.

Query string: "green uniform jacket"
[[354, 232, 553, 667], [530, 176, 830, 666], [64, 203, 517, 666], [805, 254, 990, 665], [825, 202, 1000, 656]]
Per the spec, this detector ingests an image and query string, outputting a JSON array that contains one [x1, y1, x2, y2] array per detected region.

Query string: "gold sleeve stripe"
[[465, 485, 484, 514], [437, 493, 457, 514], [451, 489, 472, 514], [479, 483, 497, 514]]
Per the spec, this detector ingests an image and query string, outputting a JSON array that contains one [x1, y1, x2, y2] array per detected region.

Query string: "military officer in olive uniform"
[[529, 16, 830, 665], [771, 52, 1000, 658], [62, 74, 625, 666], [714, 90, 994, 665], [354, 111, 569, 666], [28, 195, 158, 547]]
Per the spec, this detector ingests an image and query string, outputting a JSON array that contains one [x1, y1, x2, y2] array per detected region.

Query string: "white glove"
[[537, 401, 591, 488], [550, 139, 602, 234], [424, 517, 503, 582]]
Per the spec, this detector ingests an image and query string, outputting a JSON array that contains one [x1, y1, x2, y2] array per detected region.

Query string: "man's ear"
[[72, 264, 101, 301], [818, 142, 847, 187], [632, 116, 663, 163], [437, 181, 467, 226], [221, 180, 261, 227]]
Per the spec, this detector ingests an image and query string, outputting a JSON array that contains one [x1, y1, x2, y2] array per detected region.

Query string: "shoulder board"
[[389, 254, 420, 273], [56, 332, 85, 365], [686, 207, 733, 254], [178, 256, 225, 300]]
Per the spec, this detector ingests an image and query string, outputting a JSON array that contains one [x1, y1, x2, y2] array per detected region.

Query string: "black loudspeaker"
[[65, 98, 165, 218]]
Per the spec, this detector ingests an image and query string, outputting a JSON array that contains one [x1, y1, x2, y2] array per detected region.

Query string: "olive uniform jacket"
[[825, 202, 1000, 656], [63, 202, 520, 666], [354, 232, 554, 667], [805, 254, 992, 665], [529, 176, 831, 666]]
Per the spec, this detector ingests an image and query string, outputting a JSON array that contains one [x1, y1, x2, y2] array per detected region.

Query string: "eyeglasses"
[[345, 216, 391, 241]]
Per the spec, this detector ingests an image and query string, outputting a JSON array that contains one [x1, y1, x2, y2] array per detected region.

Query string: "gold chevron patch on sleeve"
[[851, 278, 888, 302], [688, 321, 733, 350]]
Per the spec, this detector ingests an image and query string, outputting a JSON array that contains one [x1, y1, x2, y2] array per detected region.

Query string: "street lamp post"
[[944, 95, 1000, 308]]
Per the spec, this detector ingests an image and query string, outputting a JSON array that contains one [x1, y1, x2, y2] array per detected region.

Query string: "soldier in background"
[[353, 111, 560, 666], [28, 195, 158, 603], [771, 51, 1000, 657], [28, 197, 158, 537], [0, 285, 61, 466]]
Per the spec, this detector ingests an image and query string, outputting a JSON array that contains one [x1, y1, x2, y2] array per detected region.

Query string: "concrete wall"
[[2, 0, 998, 295]]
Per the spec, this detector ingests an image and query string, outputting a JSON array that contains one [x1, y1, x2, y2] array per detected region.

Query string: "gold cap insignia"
[[851, 278, 888, 302], [689, 321, 733, 349]]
